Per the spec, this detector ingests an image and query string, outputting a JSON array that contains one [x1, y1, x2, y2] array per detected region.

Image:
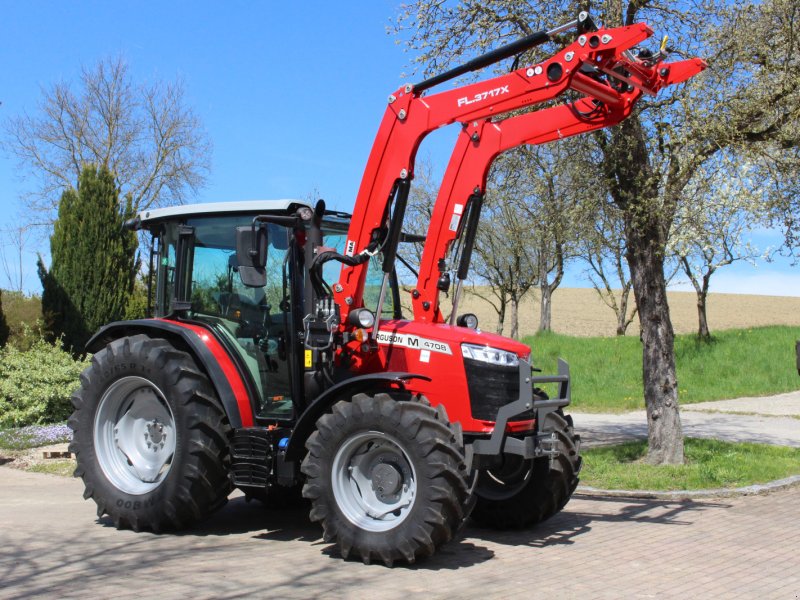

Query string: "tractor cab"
[[137, 200, 398, 422]]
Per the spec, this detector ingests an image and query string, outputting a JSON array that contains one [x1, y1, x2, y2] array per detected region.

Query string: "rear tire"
[[471, 410, 581, 529], [301, 392, 470, 566], [69, 335, 232, 532]]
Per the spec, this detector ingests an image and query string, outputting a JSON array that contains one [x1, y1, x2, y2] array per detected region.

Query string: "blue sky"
[[0, 1, 797, 296]]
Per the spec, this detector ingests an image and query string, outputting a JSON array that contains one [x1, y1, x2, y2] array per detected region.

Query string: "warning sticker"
[[449, 214, 461, 232], [375, 331, 452, 355]]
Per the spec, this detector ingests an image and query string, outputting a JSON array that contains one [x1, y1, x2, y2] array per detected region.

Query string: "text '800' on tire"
[[68, 335, 232, 532], [301, 393, 471, 566]]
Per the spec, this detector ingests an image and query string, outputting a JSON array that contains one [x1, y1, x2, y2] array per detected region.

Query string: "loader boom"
[[332, 17, 706, 326], [412, 62, 705, 322]]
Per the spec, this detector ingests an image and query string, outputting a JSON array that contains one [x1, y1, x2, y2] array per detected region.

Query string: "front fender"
[[87, 319, 250, 428], [284, 372, 431, 461]]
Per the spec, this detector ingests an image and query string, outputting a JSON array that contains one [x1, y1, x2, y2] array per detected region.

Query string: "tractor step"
[[231, 428, 273, 488]]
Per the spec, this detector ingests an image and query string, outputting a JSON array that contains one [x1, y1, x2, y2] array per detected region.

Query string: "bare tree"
[[510, 145, 581, 333], [395, 0, 800, 464], [0, 224, 34, 292], [4, 56, 211, 226], [471, 194, 536, 337], [671, 159, 766, 338], [580, 199, 638, 336]]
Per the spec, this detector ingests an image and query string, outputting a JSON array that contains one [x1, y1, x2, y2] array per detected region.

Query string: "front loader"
[[69, 13, 705, 565]]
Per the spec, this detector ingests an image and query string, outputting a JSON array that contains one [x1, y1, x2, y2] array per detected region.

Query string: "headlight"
[[461, 343, 519, 367], [347, 308, 375, 328], [456, 313, 479, 330]]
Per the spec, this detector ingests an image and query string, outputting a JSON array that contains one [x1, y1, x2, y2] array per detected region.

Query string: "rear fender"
[[86, 319, 251, 428], [284, 373, 431, 461]]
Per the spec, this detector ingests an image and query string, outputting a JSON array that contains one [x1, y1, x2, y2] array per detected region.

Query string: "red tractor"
[[70, 13, 705, 565]]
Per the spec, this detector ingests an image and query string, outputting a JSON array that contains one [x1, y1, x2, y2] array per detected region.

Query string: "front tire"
[[471, 410, 581, 529], [69, 335, 232, 531], [301, 392, 470, 566]]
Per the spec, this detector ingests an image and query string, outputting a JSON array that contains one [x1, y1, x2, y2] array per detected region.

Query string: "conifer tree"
[[39, 165, 139, 355], [0, 290, 9, 347]]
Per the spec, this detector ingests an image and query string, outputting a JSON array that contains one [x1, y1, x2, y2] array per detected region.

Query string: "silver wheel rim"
[[93, 376, 176, 495], [331, 431, 417, 533]]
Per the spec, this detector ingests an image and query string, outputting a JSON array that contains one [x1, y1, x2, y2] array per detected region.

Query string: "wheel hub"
[[371, 462, 402, 496], [146, 420, 166, 447]]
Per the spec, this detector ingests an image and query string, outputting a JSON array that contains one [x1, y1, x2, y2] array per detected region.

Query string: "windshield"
[[156, 215, 295, 420]]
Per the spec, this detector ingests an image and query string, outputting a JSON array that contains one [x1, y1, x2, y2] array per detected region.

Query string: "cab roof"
[[137, 200, 311, 225], [133, 199, 353, 230]]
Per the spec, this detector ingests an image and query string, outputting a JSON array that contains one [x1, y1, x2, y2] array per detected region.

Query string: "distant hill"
[[416, 288, 800, 338]]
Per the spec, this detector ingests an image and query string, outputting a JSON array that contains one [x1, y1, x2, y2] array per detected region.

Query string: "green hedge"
[[0, 338, 89, 427]]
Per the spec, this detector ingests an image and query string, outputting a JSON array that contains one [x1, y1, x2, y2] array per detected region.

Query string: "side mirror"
[[236, 224, 268, 287]]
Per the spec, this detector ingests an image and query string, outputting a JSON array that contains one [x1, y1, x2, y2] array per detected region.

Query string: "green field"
[[581, 438, 800, 490], [524, 326, 800, 412]]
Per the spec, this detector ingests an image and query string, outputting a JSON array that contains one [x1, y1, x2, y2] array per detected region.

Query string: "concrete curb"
[[575, 474, 800, 500]]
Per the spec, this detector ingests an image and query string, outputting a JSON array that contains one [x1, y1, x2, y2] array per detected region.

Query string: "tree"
[[579, 198, 638, 336], [671, 160, 765, 339], [472, 194, 536, 337], [0, 290, 9, 347], [4, 56, 210, 226], [0, 224, 34, 292], [396, 0, 800, 464], [511, 144, 582, 333], [38, 165, 139, 355], [702, 1, 800, 261]]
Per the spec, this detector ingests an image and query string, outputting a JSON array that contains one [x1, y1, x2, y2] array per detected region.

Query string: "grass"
[[524, 325, 800, 412], [27, 460, 76, 477], [581, 438, 800, 490]]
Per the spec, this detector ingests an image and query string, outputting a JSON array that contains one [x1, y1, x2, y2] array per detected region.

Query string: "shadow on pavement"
[[83, 491, 733, 572], [95, 495, 321, 541], [317, 534, 496, 570], [95, 495, 496, 570], [469, 494, 732, 549]]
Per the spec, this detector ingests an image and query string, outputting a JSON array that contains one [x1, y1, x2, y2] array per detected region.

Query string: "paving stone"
[[1, 467, 798, 599]]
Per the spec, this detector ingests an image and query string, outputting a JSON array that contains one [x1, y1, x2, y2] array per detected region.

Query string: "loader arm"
[[333, 15, 706, 325], [411, 52, 705, 323]]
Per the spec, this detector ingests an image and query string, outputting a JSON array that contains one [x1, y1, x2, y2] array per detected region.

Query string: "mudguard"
[[284, 372, 431, 461], [86, 319, 248, 428]]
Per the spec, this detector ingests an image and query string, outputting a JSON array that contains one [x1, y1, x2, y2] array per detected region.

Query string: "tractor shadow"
[[95, 491, 731, 571], [467, 492, 733, 549], [96, 495, 494, 569]]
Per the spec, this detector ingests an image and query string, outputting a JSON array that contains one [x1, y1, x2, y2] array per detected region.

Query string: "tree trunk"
[[495, 297, 506, 335], [510, 296, 519, 339], [615, 285, 636, 336], [538, 283, 552, 332], [605, 114, 684, 465], [627, 230, 684, 465], [616, 290, 628, 336], [696, 292, 710, 339]]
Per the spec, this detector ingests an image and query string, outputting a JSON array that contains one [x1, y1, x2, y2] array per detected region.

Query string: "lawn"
[[524, 325, 800, 412], [580, 438, 800, 490]]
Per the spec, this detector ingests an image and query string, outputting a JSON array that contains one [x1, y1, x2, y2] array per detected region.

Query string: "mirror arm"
[[249, 214, 304, 263]]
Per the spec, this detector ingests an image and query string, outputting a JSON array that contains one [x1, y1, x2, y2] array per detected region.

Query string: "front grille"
[[464, 358, 527, 421]]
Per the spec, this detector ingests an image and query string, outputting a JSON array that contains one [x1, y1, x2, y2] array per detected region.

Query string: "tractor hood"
[[375, 318, 531, 361]]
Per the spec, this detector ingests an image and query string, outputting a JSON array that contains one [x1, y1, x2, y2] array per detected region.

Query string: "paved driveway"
[[1, 467, 798, 599]]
